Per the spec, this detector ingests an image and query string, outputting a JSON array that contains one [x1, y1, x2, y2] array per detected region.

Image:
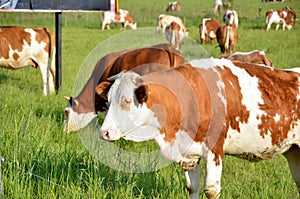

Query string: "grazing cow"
[[101, 9, 137, 30], [224, 9, 239, 28], [199, 18, 220, 44], [63, 44, 184, 133], [266, 7, 297, 31], [99, 58, 300, 199], [216, 23, 238, 55], [157, 14, 185, 34], [166, 1, 181, 12], [165, 21, 189, 50], [0, 26, 56, 96], [225, 50, 273, 67]]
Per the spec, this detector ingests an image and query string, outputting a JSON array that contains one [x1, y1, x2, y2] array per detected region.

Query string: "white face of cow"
[[63, 97, 97, 133], [100, 72, 160, 142]]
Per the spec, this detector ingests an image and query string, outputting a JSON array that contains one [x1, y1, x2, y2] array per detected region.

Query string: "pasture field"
[[0, 0, 299, 198]]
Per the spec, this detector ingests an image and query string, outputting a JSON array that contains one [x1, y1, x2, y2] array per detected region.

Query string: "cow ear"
[[96, 81, 111, 100], [135, 85, 148, 104], [64, 96, 71, 101], [107, 70, 127, 81]]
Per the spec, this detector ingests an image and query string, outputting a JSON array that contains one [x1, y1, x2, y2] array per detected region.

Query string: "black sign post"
[[55, 11, 62, 91]]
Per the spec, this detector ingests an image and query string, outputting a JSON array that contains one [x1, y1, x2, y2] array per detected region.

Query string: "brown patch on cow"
[[0, 26, 31, 59], [216, 24, 238, 56], [208, 65, 250, 165], [12, 52, 20, 61], [140, 83, 181, 145], [174, 65, 213, 143], [218, 66, 250, 132], [34, 28, 55, 55], [233, 61, 300, 146], [114, 11, 121, 21], [72, 44, 184, 115], [123, 12, 135, 24], [199, 19, 220, 45]]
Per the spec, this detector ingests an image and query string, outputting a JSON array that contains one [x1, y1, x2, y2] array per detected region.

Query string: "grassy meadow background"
[[0, 0, 300, 198]]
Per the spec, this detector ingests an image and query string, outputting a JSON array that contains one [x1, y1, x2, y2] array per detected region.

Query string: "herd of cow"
[[0, 1, 299, 199], [101, 1, 297, 56]]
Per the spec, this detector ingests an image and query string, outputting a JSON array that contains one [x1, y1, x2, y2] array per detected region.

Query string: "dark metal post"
[[55, 11, 62, 91]]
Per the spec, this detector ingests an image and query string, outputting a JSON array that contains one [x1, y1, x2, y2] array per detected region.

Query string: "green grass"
[[0, 0, 300, 198]]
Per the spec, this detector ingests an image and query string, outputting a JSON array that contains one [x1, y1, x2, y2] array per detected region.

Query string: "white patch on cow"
[[217, 80, 226, 107], [274, 113, 281, 122], [155, 130, 204, 162], [64, 109, 96, 133], [201, 18, 210, 41], [204, 149, 222, 196]]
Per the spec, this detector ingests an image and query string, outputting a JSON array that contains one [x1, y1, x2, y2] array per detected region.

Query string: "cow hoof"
[[205, 186, 220, 199]]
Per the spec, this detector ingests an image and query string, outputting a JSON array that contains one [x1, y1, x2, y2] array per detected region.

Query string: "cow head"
[[63, 96, 97, 133], [129, 22, 137, 30], [98, 72, 160, 142]]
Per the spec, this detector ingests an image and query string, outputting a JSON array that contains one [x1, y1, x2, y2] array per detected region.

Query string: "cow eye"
[[121, 96, 132, 111]]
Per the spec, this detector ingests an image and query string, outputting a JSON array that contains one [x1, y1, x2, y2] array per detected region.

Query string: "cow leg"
[[204, 154, 222, 199], [283, 144, 300, 194], [101, 21, 107, 30], [282, 21, 286, 31], [185, 164, 200, 199], [266, 23, 271, 31], [37, 61, 51, 96], [276, 24, 280, 30]]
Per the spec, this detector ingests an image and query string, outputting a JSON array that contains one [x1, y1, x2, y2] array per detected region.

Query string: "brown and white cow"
[[157, 14, 185, 35], [224, 9, 239, 28], [199, 18, 220, 45], [0, 26, 56, 95], [165, 21, 189, 50], [63, 44, 184, 133], [101, 9, 137, 30], [216, 23, 238, 55], [99, 58, 300, 199], [266, 7, 297, 31], [225, 50, 273, 67], [166, 1, 181, 12]]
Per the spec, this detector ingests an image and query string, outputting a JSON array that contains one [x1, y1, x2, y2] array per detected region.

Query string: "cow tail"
[[43, 28, 56, 91], [225, 25, 230, 54]]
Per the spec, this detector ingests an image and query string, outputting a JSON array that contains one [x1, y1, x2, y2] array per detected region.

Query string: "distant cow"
[[157, 14, 185, 34], [0, 26, 56, 96], [225, 50, 273, 67], [224, 9, 239, 28], [99, 58, 300, 199], [102, 9, 137, 30], [63, 44, 184, 133], [216, 23, 238, 55], [213, 0, 223, 15], [199, 18, 220, 44], [166, 1, 181, 12], [165, 21, 189, 50], [266, 7, 297, 31]]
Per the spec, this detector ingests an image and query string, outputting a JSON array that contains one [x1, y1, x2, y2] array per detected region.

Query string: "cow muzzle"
[[100, 129, 116, 142]]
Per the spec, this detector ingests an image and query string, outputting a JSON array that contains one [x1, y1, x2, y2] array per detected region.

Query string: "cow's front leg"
[[185, 164, 200, 199], [204, 153, 222, 199]]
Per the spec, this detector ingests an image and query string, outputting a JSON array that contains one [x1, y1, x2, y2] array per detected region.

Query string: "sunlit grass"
[[0, 0, 300, 198]]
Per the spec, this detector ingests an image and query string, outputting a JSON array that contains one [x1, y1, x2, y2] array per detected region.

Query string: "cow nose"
[[64, 108, 70, 116], [100, 129, 112, 141]]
